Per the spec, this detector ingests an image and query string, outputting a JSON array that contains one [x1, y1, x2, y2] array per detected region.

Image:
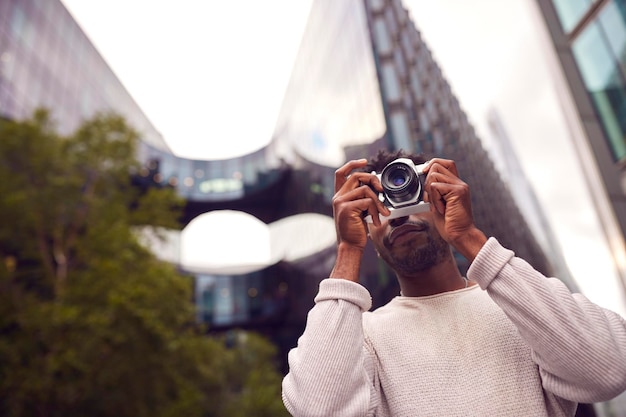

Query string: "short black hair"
[[359, 149, 430, 174]]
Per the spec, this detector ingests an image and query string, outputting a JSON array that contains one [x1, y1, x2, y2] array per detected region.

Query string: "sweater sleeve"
[[282, 278, 379, 417], [468, 237, 626, 403]]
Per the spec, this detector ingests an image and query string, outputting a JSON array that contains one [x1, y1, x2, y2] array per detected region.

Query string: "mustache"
[[383, 220, 430, 248]]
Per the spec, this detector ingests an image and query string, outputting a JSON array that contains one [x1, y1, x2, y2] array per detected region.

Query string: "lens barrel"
[[381, 162, 419, 203]]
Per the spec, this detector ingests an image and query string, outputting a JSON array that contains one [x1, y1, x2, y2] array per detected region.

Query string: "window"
[[390, 111, 412, 151], [373, 19, 392, 55], [573, 9, 626, 160], [381, 63, 401, 101], [551, 0, 593, 32], [599, 0, 626, 78]]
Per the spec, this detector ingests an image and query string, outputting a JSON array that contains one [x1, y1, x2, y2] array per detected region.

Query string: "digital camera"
[[364, 158, 431, 223]]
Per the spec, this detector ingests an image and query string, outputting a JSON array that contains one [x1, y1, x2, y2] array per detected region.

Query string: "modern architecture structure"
[[3, 2, 606, 414], [531, 0, 626, 294], [0, 0, 293, 227], [530, 1, 626, 414], [273, 0, 553, 274], [486, 107, 576, 289]]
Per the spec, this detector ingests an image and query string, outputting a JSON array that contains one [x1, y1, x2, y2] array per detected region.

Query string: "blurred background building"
[[531, 0, 626, 295], [530, 1, 626, 413], [1, 0, 624, 415], [486, 107, 576, 286]]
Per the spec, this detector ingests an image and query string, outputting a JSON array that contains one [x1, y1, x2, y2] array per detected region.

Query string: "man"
[[282, 150, 626, 416]]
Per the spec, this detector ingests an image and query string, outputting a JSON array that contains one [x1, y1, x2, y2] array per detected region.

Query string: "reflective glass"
[[394, 48, 406, 77], [410, 71, 423, 102], [272, 0, 385, 166], [390, 112, 412, 151], [573, 18, 626, 160], [373, 20, 392, 55], [599, 0, 626, 78], [367, 0, 385, 12], [10, 6, 25, 38], [381, 63, 401, 101], [385, 6, 397, 34], [419, 110, 430, 132], [551, 0, 593, 32]]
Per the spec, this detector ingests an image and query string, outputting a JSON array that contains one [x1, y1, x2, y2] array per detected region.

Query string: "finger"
[[334, 197, 379, 235], [429, 181, 466, 215], [355, 171, 384, 190], [422, 158, 459, 177], [339, 171, 385, 195], [335, 183, 390, 222], [335, 159, 369, 192], [428, 182, 447, 215], [343, 182, 390, 213], [366, 198, 388, 227], [426, 170, 463, 187]]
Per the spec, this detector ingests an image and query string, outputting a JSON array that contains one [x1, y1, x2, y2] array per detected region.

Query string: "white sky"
[[60, 0, 626, 316]]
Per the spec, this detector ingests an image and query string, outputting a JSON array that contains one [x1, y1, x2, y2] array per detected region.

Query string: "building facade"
[[486, 107, 577, 288], [531, 1, 626, 414], [273, 0, 553, 276], [531, 0, 626, 293], [0, 0, 294, 227]]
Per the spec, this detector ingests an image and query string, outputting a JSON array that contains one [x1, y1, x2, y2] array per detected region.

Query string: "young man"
[[282, 150, 626, 416]]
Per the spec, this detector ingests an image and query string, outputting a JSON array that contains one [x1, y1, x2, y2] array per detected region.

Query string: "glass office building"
[[533, 0, 626, 295], [274, 0, 553, 277], [0, 0, 169, 152], [0, 0, 292, 226], [532, 1, 626, 414]]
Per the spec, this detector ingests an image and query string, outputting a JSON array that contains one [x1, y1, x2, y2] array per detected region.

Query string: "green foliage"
[[218, 332, 291, 417], [0, 110, 289, 417]]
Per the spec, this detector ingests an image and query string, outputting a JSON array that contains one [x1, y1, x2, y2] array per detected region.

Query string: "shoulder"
[[315, 278, 373, 312]]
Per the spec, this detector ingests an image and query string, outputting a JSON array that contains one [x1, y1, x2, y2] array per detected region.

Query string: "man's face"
[[367, 211, 450, 275]]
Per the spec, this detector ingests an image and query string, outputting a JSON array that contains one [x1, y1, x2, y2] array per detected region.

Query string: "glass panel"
[[394, 47, 406, 77], [367, 0, 385, 13], [10, 6, 26, 38], [381, 63, 401, 101], [551, 0, 593, 32], [373, 19, 392, 55], [390, 111, 412, 151], [573, 20, 626, 160], [271, 0, 385, 166], [385, 6, 397, 35], [195, 275, 216, 323], [419, 110, 430, 132], [599, 0, 626, 78], [410, 71, 423, 102]]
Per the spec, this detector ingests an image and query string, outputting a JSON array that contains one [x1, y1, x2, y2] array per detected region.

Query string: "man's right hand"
[[330, 159, 390, 281]]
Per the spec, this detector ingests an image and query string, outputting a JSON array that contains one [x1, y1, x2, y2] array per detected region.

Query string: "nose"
[[389, 216, 409, 228]]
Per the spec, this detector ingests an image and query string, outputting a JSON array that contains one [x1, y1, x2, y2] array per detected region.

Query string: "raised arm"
[[329, 158, 390, 282], [282, 279, 378, 417], [469, 239, 626, 402], [282, 159, 388, 416], [424, 158, 626, 402]]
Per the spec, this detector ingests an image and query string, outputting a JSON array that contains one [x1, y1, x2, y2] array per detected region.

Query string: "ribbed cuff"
[[314, 278, 372, 312], [467, 237, 515, 289]]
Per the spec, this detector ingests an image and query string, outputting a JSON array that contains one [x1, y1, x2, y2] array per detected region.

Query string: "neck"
[[396, 256, 467, 297]]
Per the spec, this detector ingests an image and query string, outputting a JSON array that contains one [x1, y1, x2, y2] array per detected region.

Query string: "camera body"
[[364, 158, 431, 223]]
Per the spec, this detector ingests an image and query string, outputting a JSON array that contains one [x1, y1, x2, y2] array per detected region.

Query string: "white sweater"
[[282, 238, 626, 417]]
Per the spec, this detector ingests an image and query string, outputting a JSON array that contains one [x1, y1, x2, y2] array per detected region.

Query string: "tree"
[[0, 110, 289, 417]]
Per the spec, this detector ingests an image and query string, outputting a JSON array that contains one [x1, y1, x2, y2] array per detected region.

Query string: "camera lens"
[[381, 162, 419, 203], [389, 170, 409, 187]]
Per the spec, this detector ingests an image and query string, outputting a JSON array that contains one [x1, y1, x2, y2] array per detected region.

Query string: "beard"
[[379, 224, 450, 275]]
